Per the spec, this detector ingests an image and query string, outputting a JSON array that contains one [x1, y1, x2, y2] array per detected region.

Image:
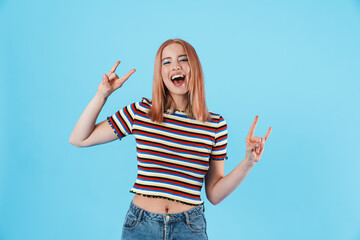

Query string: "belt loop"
[[184, 211, 190, 224], [138, 209, 144, 222]]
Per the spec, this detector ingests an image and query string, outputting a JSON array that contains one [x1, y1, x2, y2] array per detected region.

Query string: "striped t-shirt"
[[107, 98, 228, 205]]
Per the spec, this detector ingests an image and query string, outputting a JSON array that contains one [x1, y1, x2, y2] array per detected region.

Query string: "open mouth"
[[171, 74, 185, 86]]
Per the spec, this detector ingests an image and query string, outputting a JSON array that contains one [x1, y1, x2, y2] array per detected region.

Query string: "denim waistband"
[[129, 201, 204, 223]]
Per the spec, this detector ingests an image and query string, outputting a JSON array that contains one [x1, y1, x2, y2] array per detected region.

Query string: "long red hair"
[[148, 39, 210, 123]]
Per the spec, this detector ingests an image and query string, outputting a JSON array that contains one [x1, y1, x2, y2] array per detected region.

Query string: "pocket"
[[186, 213, 207, 232], [123, 210, 140, 230]]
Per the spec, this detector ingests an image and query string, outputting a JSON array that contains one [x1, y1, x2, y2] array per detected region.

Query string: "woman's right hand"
[[97, 61, 136, 99]]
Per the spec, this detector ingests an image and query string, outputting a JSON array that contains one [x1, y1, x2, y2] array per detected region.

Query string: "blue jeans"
[[121, 202, 208, 240]]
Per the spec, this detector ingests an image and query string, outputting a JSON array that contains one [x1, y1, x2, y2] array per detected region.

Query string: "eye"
[[162, 60, 171, 65], [179, 57, 188, 62]]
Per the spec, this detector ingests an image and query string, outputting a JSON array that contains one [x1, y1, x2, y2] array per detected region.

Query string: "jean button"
[[165, 215, 170, 221]]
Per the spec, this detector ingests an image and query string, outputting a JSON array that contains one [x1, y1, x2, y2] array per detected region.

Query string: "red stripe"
[[137, 121, 213, 140], [211, 154, 227, 159], [109, 117, 125, 137], [138, 166, 202, 181], [136, 112, 214, 139], [217, 135, 227, 142], [165, 119, 215, 131], [214, 145, 227, 150], [138, 159, 207, 174], [137, 175, 201, 190], [137, 139, 209, 157], [138, 149, 209, 166], [131, 103, 138, 114], [133, 130, 211, 149], [218, 125, 227, 131], [134, 184, 200, 199], [116, 111, 131, 133], [124, 107, 133, 126], [139, 101, 151, 109]]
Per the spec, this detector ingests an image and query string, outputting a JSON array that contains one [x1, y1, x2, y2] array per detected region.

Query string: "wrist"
[[94, 92, 108, 103], [243, 157, 256, 168]]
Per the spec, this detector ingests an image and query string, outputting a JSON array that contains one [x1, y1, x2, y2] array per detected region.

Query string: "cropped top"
[[107, 98, 228, 205]]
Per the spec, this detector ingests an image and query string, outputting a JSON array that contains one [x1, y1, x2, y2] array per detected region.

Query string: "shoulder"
[[118, 97, 151, 113], [132, 97, 152, 113], [140, 97, 152, 107], [208, 111, 226, 124]]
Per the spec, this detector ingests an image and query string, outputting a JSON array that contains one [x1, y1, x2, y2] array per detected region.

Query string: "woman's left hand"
[[245, 116, 272, 164]]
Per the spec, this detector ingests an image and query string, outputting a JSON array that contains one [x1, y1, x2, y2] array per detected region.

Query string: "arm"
[[69, 94, 116, 147], [205, 116, 272, 205], [205, 158, 256, 205], [69, 61, 136, 147]]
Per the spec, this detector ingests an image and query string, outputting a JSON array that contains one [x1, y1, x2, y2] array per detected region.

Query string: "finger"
[[114, 69, 136, 89], [247, 116, 259, 140], [121, 69, 136, 81], [249, 136, 261, 144], [247, 142, 257, 151], [102, 74, 110, 86], [102, 74, 109, 83], [247, 137, 257, 146], [108, 72, 119, 81], [107, 60, 121, 75], [259, 138, 265, 150], [259, 143, 265, 154], [264, 127, 272, 141]]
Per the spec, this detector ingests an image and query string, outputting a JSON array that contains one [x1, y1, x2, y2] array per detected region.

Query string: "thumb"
[[102, 74, 111, 87], [103, 74, 109, 83], [247, 142, 259, 151]]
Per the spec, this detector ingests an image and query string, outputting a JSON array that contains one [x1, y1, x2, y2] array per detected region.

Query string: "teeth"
[[171, 74, 184, 80]]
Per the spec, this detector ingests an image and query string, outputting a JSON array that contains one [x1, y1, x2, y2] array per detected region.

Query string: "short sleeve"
[[209, 116, 228, 160], [107, 102, 137, 140]]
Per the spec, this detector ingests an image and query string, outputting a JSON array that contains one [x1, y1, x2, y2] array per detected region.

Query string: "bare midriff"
[[132, 194, 197, 214]]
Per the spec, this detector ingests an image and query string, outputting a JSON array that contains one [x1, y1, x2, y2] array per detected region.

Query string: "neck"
[[171, 94, 188, 112]]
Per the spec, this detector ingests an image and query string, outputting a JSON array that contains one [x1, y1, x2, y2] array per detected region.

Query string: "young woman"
[[69, 39, 271, 240]]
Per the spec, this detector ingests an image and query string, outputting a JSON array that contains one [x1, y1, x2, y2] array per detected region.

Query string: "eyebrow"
[[161, 54, 188, 61]]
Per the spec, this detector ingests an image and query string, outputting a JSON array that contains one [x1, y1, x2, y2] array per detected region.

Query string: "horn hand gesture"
[[245, 116, 272, 164], [97, 61, 136, 99]]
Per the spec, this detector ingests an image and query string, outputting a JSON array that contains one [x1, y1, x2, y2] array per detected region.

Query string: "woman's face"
[[161, 43, 190, 97]]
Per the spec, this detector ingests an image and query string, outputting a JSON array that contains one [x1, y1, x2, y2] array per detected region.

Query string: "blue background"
[[1, 0, 360, 239]]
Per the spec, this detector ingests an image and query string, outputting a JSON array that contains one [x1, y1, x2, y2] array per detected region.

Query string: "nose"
[[172, 63, 181, 71]]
